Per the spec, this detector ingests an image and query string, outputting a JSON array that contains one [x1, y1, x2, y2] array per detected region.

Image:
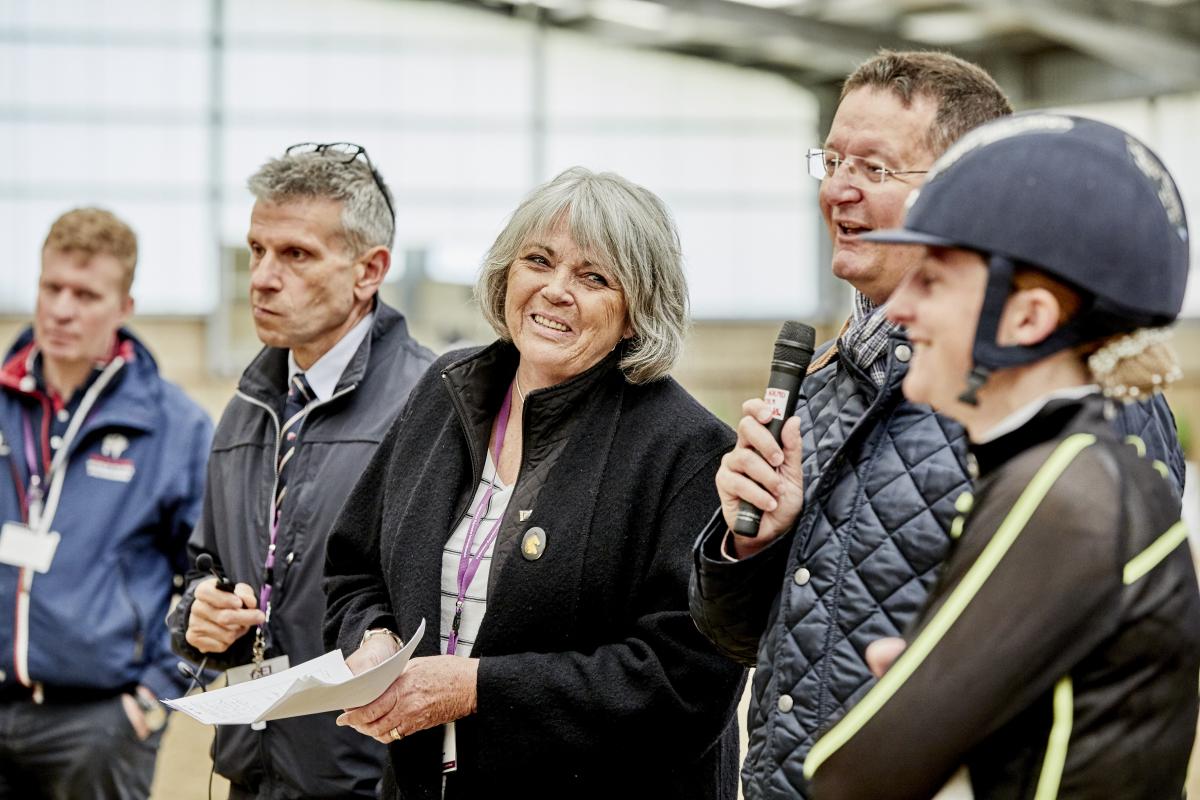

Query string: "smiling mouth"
[[837, 223, 871, 237], [532, 313, 570, 333]]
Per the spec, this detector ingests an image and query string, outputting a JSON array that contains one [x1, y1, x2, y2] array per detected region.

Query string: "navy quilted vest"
[[743, 332, 969, 799]]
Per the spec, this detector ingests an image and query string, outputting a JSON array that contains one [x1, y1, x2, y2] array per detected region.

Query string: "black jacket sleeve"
[[168, 458, 255, 672], [322, 407, 406, 655], [689, 511, 795, 666]]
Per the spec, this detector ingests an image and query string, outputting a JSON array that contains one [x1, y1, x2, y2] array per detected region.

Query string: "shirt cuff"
[[719, 528, 741, 562]]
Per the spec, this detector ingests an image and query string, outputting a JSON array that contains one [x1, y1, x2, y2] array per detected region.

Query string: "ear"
[[997, 287, 1061, 348], [118, 293, 135, 325], [622, 318, 634, 340], [354, 246, 391, 302]]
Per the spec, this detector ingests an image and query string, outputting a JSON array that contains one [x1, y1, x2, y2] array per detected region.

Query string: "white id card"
[[226, 655, 291, 686], [0, 522, 61, 573], [442, 721, 458, 772]]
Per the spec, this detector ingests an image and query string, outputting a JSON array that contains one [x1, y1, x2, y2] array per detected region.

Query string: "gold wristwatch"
[[360, 628, 403, 649]]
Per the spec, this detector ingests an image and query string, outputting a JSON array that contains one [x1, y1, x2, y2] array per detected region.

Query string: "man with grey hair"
[[170, 142, 434, 799], [689, 51, 1184, 798]]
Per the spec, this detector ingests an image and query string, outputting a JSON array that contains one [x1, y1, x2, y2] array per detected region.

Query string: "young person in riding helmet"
[[806, 113, 1200, 800]]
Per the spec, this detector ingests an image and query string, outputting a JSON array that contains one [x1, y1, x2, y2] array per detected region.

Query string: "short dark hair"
[[841, 50, 1013, 156]]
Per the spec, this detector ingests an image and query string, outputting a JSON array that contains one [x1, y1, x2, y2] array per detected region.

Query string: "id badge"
[[0, 522, 61, 573], [442, 721, 458, 772], [226, 655, 291, 686]]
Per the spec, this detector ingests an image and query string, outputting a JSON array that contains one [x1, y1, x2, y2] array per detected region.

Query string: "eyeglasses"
[[285, 142, 395, 221], [806, 148, 929, 185]]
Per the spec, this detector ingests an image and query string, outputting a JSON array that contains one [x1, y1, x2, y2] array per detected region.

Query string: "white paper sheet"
[[165, 618, 425, 726]]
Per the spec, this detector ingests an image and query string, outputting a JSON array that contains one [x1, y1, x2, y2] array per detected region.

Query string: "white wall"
[[0, 0, 820, 320]]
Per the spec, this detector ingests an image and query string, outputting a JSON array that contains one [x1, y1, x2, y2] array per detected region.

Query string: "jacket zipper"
[[784, 345, 907, 743], [235, 383, 358, 572], [233, 383, 356, 784], [440, 372, 488, 536], [12, 356, 126, 690], [115, 559, 145, 662]]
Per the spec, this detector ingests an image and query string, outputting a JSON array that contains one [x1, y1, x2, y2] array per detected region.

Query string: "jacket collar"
[[440, 340, 626, 468], [1, 327, 158, 434], [970, 392, 1106, 477], [237, 299, 405, 405]]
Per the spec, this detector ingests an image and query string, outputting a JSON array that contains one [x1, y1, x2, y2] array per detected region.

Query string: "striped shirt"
[[440, 450, 511, 775], [440, 449, 511, 657]]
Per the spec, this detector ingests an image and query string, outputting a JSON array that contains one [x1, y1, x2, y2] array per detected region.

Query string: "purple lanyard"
[[259, 403, 313, 615], [20, 413, 42, 519], [446, 383, 514, 655], [258, 519, 280, 616]]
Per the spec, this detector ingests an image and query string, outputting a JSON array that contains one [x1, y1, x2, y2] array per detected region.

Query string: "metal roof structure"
[[445, 0, 1200, 111]]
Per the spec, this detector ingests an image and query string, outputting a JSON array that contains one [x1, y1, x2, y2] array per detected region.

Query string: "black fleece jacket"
[[324, 341, 746, 800]]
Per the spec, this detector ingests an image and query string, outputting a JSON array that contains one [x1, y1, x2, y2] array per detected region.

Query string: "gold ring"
[[389, 727, 402, 741]]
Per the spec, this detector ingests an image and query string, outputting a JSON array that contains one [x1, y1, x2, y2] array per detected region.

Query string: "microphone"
[[733, 321, 816, 537], [196, 553, 236, 593]]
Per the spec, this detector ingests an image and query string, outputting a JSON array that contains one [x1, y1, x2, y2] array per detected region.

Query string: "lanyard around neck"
[[258, 393, 319, 618], [446, 382, 515, 655], [20, 357, 125, 534]]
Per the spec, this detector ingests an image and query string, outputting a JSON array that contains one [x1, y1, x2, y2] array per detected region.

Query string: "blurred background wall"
[[3, 0, 1199, 435], [2, 0, 1200, 796]]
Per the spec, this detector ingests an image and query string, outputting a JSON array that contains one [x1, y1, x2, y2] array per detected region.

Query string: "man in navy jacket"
[[0, 207, 213, 798], [169, 143, 434, 799]]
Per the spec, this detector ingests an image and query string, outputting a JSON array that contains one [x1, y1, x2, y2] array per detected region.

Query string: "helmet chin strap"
[[958, 253, 1100, 406], [957, 254, 1014, 406]]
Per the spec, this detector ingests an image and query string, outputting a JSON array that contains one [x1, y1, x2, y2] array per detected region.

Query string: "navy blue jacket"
[[170, 303, 435, 799], [0, 327, 212, 702]]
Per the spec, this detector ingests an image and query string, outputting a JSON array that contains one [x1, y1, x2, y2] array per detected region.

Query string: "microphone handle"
[[196, 553, 237, 593], [733, 363, 805, 537]]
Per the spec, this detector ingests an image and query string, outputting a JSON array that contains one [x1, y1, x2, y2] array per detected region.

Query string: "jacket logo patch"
[[101, 434, 130, 459], [87, 454, 136, 483]]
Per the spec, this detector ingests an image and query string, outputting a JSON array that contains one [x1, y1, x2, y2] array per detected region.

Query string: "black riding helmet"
[[864, 113, 1189, 403]]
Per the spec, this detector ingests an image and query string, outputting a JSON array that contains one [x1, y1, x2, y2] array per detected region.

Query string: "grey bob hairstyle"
[[475, 166, 688, 384]]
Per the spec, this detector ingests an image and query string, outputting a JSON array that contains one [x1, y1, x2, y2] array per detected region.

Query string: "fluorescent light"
[[721, 0, 799, 9], [589, 0, 669, 30], [901, 10, 990, 44]]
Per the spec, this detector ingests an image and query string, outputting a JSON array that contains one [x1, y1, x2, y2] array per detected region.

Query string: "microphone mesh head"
[[773, 321, 816, 369]]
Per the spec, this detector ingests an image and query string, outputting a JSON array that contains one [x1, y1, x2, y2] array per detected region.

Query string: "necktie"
[[275, 373, 314, 517]]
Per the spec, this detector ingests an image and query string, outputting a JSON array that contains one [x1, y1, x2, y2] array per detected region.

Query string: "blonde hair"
[[1013, 267, 1181, 399], [42, 208, 137, 293]]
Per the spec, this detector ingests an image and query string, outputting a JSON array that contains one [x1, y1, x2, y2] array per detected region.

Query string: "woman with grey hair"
[[323, 166, 744, 798]]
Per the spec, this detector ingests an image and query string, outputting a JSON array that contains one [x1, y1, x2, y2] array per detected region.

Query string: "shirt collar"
[[852, 290, 877, 323], [287, 311, 374, 402], [974, 383, 1100, 444]]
